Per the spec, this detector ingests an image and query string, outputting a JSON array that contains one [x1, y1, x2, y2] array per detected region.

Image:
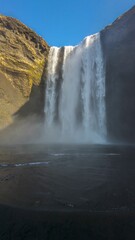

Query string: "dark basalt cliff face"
[[0, 15, 49, 129], [101, 6, 135, 142]]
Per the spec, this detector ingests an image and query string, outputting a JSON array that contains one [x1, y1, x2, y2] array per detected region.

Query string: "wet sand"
[[0, 144, 135, 239]]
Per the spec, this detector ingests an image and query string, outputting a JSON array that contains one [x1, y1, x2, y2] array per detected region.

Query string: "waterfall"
[[44, 33, 106, 143]]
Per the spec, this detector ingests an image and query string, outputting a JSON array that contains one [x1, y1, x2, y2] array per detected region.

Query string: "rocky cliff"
[[0, 15, 49, 129], [101, 6, 135, 142]]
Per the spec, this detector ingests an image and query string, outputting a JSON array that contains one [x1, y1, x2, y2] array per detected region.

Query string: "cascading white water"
[[44, 33, 106, 143], [44, 47, 60, 126]]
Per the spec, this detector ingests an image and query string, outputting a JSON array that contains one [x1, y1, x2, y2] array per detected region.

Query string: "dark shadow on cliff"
[[101, 5, 135, 143], [0, 67, 47, 145], [15, 80, 45, 118]]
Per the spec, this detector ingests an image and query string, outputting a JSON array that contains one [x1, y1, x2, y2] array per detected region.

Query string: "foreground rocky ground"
[[0, 204, 135, 240]]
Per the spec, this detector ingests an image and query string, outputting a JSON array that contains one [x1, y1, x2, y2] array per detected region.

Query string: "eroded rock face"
[[101, 6, 135, 142], [0, 15, 49, 129]]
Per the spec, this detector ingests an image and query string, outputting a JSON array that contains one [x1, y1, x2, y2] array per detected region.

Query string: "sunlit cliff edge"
[[0, 15, 49, 129]]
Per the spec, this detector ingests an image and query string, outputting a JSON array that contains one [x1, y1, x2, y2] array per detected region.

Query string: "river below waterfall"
[[0, 144, 135, 239], [0, 144, 135, 211]]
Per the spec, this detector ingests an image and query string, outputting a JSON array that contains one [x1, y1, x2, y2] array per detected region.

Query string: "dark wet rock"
[[101, 6, 135, 142]]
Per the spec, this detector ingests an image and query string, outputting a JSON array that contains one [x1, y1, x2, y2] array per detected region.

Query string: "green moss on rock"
[[0, 15, 49, 129]]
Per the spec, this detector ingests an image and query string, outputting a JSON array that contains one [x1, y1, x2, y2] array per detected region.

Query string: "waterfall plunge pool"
[[0, 143, 135, 212]]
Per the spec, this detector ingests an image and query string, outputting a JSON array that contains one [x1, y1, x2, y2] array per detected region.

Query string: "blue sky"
[[0, 0, 135, 46]]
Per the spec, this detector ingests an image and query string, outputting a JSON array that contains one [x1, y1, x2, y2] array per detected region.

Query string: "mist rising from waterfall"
[[44, 33, 106, 143]]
